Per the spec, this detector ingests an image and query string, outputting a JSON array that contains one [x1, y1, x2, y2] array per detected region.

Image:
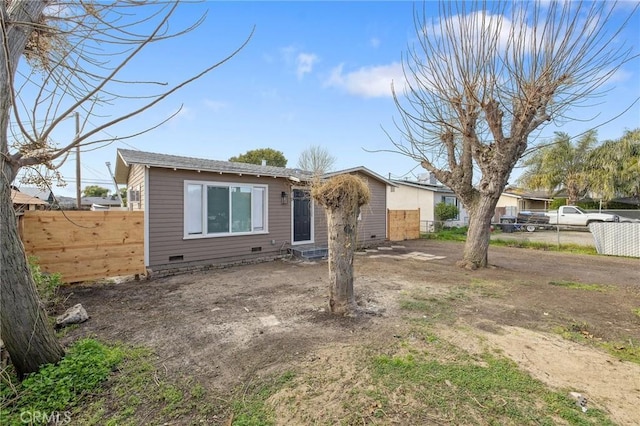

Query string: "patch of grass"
[[421, 227, 467, 241], [490, 239, 598, 255], [0, 339, 124, 426], [555, 322, 640, 365], [231, 371, 296, 426], [399, 289, 467, 324], [633, 307, 640, 318], [422, 230, 598, 254], [55, 324, 79, 338], [74, 346, 220, 425], [469, 279, 509, 298], [370, 350, 615, 425], [549, 280, 611, 292], [0, 341, 224, 425]]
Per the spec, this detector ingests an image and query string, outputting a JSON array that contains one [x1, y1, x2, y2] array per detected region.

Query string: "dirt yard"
[[61, 240, 640, 425]]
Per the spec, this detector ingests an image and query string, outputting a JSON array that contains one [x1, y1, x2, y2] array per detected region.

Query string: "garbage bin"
[[501, 224, 515, 233]]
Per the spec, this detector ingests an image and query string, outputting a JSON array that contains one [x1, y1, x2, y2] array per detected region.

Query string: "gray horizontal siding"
[[127, 164, 145, 211], [147, 168, 294, 269], [358, 175, 387, 245]]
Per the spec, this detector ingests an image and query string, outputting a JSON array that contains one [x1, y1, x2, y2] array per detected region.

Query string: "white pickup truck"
[[546, 206, 619, 226]]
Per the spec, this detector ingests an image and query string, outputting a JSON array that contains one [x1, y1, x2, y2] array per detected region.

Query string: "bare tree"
[[388, 1, 637, 268], [297, 145, 336, 176], [1, 0, 250, 377], [312, 175, 370, 315]]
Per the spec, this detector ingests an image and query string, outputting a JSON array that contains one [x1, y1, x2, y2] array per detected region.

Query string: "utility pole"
[[74, 112, 81, 209]]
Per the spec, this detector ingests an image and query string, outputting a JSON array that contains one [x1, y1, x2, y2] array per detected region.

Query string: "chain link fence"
[[589, 222, 640, 258]]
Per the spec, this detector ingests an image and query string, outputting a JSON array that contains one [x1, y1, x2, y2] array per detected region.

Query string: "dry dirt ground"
[[61, 240, 640, 425]]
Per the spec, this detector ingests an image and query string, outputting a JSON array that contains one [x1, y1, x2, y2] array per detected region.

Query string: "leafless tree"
[[1, 0, 250, 376], [297, 145, 336, 176], [388, 1, 637, 268]]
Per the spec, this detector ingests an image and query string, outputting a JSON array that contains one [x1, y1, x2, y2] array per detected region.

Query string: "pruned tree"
[[1, 0, 250, 377], [517, 131, 598, 205], [229, 148, 288, 167], [312, 174, 370, 315], [388, 0, 637, 269], [297, 145, 336, 176]]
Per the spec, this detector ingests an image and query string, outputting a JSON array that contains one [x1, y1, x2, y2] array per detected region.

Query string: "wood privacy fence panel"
[[387, 209, 420, 241], [19, 211, 144, 283]]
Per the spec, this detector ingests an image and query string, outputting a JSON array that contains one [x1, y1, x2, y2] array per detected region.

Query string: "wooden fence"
[[18, 211, 144, 283], [387, 209, 420, 241]]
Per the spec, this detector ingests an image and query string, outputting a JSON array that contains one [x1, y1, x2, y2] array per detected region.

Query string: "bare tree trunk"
[[326, 207, 358, 315], [0, 172, 65, 378], [459, 195, 499, 269], [0, 0, 64, 377]]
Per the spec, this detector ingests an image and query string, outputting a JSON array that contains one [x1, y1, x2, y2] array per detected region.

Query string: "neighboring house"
[[495, 189, 553, 221], [11, 189, 49, 212], [387, 178, 469, 228], [323, 167, 396, 246], [14, 187, 55, 203], [81, 195, 123, 210], [114, 149, 393, 273]]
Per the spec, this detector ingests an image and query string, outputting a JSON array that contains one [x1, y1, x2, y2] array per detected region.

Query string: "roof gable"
[[390, 179, 454, 194], [11, 189, 49, 205], [323, 166, 396, 187], [115, 149, 312, 184], [15, 187, 52, 201]]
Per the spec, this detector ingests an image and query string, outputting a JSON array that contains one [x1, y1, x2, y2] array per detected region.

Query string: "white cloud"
[[370, 37, 381, 48], [324, 62, 404, 98], [296, 53, 319, 80], [427, 11, 518, 53], [280, 46, 319, 80]]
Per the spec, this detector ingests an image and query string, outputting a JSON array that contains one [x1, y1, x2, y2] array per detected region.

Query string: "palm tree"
[[588, 129, 640, 203], [518, 131, 598, 205]]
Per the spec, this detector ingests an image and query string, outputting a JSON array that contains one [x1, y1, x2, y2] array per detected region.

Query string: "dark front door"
[[293, 189, 311, 243]]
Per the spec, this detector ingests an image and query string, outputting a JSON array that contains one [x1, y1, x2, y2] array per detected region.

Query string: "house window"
[[184, 181, 267, 238], [129, 188, 141, 202]]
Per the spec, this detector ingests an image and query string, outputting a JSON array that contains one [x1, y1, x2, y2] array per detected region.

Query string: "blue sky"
[[16, 1, 640, 198]]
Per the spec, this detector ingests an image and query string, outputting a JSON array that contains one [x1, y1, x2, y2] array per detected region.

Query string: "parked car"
[[546, 206, 619, 226]]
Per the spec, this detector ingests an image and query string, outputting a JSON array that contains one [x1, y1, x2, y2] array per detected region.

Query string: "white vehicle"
[[546, 206, 619, 226]]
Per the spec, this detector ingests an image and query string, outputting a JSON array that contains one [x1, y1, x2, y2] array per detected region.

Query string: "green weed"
[[231, 371, 296, 426], [549, 281, 610, 292], [0, 339, 124, 425], [555, 322, 640, 365], [28, 256, 64, 313], [371, 350, 614, 425]]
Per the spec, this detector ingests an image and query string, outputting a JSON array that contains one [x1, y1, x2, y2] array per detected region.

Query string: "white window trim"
[[183, 180, 269, 239]]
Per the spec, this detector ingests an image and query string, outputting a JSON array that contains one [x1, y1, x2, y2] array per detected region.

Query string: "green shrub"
[[434, 202, 459, 222], [0, 339, 124, 425], [549, 198, 567, 210], [28, 257, 63, 313]]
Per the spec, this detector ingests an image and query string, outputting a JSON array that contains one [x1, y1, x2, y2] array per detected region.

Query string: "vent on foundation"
[[251, 247, 262, 252], [169, 255, 184, 262]]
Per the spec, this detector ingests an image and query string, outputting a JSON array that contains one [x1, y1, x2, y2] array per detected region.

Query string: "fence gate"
[[387, 209, 420, 241], [18, 210, 145, 283]]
